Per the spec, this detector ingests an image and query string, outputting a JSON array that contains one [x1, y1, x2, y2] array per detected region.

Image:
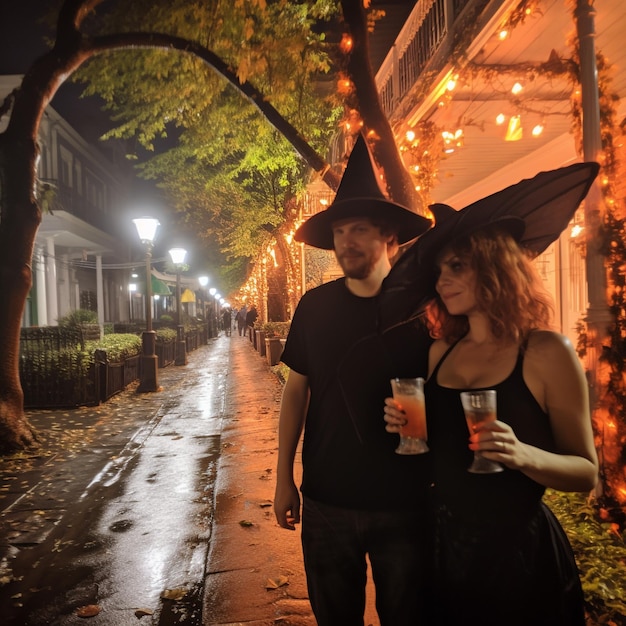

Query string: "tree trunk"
[[340, 0, 424, 214], [0, 130, 41, 452]]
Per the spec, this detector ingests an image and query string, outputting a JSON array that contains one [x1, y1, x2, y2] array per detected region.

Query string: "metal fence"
[[20, 326, 204, 408], [20, 326, 98, 408]]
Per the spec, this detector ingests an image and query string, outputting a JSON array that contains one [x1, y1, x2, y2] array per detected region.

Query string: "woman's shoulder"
[[525, 330, 578, 369], [526, 329, 574, 352]]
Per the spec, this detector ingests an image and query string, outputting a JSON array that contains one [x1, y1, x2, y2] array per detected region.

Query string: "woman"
[[384, 220, 598, 625]]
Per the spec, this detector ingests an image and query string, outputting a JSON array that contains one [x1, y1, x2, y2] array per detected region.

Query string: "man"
[[274, 135, 434, 626], [236, 305, 247, 336]]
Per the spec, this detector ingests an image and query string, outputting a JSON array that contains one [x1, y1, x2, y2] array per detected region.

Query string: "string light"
[[531, 123, 544, 137], [505, 115, 523, 141]]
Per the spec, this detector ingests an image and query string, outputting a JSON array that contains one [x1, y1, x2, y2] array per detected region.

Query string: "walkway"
[[0, 333, 378, 625]]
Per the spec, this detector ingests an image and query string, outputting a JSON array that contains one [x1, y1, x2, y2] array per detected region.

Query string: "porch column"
[[58, 253, 71, 319], [45, 237, 58, 325], [35, 245, 47, 326], [96, 254, 105, 333], [575, 0, 611, 390]]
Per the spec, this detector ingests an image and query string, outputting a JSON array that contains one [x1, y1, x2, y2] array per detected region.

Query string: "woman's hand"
[[383, 397, 407, 433], [469, 419, 533, 470]]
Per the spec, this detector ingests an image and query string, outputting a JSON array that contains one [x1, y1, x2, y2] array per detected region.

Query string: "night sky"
[[0, 0, 117, 142]]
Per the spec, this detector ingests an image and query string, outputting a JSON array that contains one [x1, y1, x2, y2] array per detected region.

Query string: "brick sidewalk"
[[202, 334, 315, 625], [204, 334, 378, 626]]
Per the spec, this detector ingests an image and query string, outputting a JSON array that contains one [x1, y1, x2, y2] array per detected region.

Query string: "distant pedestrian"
[[245, 305, 258, 333], [222, 308, 232, 336], [236, 306, 247, 336]]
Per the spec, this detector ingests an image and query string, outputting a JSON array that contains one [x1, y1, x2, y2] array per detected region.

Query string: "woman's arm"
[[474, 331, 598, 491]]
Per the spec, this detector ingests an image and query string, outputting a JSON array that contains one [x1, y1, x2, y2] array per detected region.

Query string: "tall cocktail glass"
[[460, 390, 504, 473], [390, 377, 429, 455]]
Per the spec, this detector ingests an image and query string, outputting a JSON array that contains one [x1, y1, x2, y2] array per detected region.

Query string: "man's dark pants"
[[301, 497, 430, 626]]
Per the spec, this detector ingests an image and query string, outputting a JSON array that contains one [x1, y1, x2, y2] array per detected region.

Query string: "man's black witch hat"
[[295, 134, 432, 250]]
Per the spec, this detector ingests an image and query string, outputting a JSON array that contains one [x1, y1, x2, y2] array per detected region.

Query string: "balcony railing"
[[55, 183, 119, 236], [375, 0, 485, 117]]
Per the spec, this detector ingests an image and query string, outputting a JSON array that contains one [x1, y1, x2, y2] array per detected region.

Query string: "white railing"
[[375, 0, 478, 116]]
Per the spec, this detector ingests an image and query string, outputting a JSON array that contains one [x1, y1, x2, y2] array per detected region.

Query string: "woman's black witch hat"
[[378, 161, 600, 331]]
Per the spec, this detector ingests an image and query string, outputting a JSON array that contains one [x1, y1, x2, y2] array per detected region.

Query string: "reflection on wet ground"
[[0, 337, 232, 625]]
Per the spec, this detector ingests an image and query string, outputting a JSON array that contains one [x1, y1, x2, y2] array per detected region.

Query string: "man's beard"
[[337, 251, 376, 279]]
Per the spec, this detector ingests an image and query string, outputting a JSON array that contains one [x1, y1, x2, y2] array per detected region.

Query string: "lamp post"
[[132, 217, 160, 392], [198, 275, 209, 340], [169, 247, 188, 366]]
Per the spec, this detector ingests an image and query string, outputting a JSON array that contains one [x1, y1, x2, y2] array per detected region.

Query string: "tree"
[[0, 0, 423, 453]]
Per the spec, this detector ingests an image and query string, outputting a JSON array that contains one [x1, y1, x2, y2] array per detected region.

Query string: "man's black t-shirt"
[[281, 278, 433, 511]]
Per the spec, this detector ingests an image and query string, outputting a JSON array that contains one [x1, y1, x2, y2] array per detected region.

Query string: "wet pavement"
[[0, 334, 337, 626]]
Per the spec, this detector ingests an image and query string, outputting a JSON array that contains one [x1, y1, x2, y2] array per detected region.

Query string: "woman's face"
[[435, 249, 478, 316]]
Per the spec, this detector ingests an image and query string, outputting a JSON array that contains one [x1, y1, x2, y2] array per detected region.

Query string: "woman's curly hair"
[[426, 226, 554, 344]]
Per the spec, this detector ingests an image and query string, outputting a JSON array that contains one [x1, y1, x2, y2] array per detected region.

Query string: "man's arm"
[[274, 370, 310, 530]]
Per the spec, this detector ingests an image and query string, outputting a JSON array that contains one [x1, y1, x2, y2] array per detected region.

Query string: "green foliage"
[[545, 490, 626, 622], [271, 362, 290, 385], [259, 321, 290, 338], [74, 0, 343, 283], [159, 314, 174, 323], [86, 334, 142, 362], [156, 328, 177, 342], [57, 309, 98, 327], [25, 345, 94, 381]]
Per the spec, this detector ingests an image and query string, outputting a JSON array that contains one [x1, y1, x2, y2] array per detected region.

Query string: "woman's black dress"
[[424, 347, 586, 625]]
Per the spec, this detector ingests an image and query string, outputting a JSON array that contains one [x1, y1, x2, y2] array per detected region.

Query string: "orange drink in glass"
[[390, 378, 429, 455], [460, 390, 504, 473]]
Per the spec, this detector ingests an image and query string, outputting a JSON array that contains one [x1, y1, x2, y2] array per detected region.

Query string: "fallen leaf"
[[75, 604, 100, 617], [135, 608, 154, 617], [239, 520, 254, 527], [266, 575, 289, 590], [259, 500, 273, 508], [161, 588, 187, 601]]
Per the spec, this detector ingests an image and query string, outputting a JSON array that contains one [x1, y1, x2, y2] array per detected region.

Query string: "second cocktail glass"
[[460, 389, 504, 474], [390, 377, 429, 455]]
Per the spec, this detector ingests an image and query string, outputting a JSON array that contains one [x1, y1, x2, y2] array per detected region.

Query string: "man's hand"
[[274, 480, 301, 530]]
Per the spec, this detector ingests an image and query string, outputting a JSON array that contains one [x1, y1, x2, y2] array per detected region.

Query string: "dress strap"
[[428, 337, 463, 382]]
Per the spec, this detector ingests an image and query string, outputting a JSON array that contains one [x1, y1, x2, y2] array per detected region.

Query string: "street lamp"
[[132, 217, 160, 392], [169, 247, 188, 366]]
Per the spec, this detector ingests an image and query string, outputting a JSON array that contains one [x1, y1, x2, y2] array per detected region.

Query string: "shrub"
[[260, 321, 291, 338], [24, 345, 95, 381], [156, 328, 177, 342], [160, 314, 174, 323], [57, 309, 98, 327], [545, 490, 626, 622], [85, 333, 142, 362]]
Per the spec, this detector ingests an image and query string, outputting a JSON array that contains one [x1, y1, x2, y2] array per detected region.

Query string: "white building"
[[1, 75, 135, 328]]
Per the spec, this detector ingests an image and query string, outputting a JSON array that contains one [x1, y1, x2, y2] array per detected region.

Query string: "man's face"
[[331, 217, 391, 279]]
